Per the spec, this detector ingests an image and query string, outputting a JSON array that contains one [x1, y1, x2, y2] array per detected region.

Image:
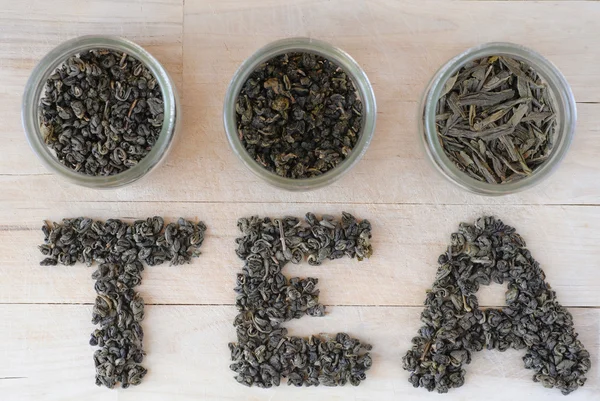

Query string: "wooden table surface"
[[1, 1, 599, 400]]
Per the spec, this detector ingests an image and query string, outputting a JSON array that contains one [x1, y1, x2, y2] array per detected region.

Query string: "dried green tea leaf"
[[472, 153, 497, 183], [457, 89, 515, 107], [38, 217, 207, 389], [447, 93, 466, 118], [500, 56, 542, 88], [521, 111, 553, 125], [448, 124, 515, 141], [440, 73, 459, 98], [236, 52, 363, 179], [434, 55, 557, 184], [509, 104, 529, 126], [229, 213, 373, 387], [40, 50, 164, 177], [402, 217, 590, 395], [482, 69, 511, 91], [473, 108, 511, 131]]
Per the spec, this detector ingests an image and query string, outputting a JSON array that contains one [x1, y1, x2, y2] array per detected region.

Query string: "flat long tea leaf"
[[457, 89, 515, 107], [434, 55, 557, 185], [447, 124, 516, 141]]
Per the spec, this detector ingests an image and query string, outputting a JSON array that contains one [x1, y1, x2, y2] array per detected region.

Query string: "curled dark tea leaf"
[[402, 216, 590, 395], [230, 212, 373, 387], [38, 216, 207, 389], [39, 49, 164, 176], [236, 52, 363, 179]]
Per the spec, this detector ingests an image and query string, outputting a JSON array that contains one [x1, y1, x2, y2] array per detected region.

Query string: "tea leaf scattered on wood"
[[39, 216, 206, 388], [402, 216, 590, 395], [435, 56, 557, 184], [236, 52, 363, 179], [229, 212, 373, 387]]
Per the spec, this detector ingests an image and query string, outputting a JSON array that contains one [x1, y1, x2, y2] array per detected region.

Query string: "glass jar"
[[22, 35, 179, 188], [421, 42, 576, 196], [223, 37, 377, 191]]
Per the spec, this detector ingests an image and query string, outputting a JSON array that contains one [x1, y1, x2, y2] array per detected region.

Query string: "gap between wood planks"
[[5, 201, 600, 206], [2, 202, 599, 231], [0, 173, 52, 177], [463, 0, 596, 2], [0, 302, 598, 309]]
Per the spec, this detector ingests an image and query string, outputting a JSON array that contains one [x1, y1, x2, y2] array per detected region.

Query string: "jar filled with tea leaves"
[[421, 43, 576, 195], [23, 36, 179, 188], [224, 38, 377, 191]]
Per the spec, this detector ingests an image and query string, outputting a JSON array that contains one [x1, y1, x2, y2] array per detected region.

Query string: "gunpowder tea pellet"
[[39, 217, 207, 388], [236, 52, 363, 179], [229, 212, 373, 387], [402, 216, 590, 395], [39, 49, 164, 176], [435, 56, 557, 184]]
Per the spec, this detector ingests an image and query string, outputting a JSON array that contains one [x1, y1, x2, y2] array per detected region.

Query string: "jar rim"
[[223, 37, 377, 191], [22, 35, 178, 189], [421, 42, 577, 196]]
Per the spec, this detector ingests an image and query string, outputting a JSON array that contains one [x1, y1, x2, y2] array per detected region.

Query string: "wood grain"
[[0, 304, 597, 401], [1, 1, 600, 400]]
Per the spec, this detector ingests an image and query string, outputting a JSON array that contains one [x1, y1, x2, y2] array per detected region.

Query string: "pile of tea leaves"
[[39, 216, 206, 388], [435, 56, 557, 184], [402, 216, 590, 395], [229, 212, 373, 387], [40, 49, 164, 176], [236, 52, 363, 179]]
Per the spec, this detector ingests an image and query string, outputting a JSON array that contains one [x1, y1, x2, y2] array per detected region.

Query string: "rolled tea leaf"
[[236, 52, 363, 179], [38, 217, 207, 389], [229, 212, 373, 388], [39, 50, 165, 176], [402, 216, 590, 395]]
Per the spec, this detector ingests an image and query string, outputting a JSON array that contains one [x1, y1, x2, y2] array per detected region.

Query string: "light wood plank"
[[0, 201, 598, 307], [1, 2, 599, 401], [0, 1, 599, 205], [184, 0, 600, 102], [0, 304, 597, 401]]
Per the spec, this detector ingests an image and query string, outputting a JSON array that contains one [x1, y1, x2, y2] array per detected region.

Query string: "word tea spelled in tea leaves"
[[236, 52, 363, 178], [40, 49, 164, 176], [402, 217, 590, 395], [436, 56, 557, 184], [39, 217, 206, 388], [229, 213, 373, 387]]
